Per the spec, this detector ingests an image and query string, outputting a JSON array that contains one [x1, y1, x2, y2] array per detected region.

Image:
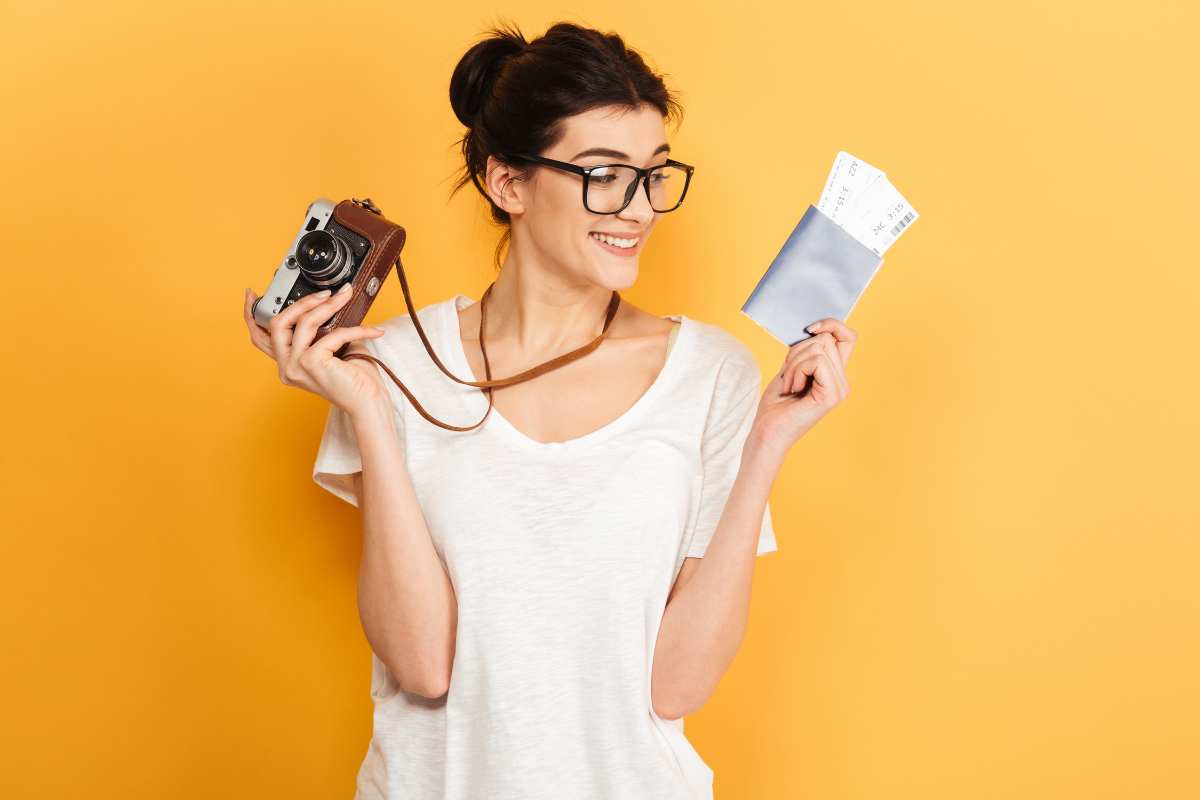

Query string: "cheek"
[[528, 183, 590, 235], [532, 175, 581, 214]]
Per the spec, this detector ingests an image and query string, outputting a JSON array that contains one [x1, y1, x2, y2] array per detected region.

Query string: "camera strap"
[[338, 199, 623, 432]]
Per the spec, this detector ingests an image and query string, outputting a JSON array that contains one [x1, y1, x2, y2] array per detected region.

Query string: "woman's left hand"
[[747, 317, 858, 462]]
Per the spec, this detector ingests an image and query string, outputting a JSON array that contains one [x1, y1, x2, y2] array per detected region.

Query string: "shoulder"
[[683, 316, 762, 381], [352, 296, 458, 396], [368, 295, 455, 358], [351, 295, 463, 416], [672, 316, 764, 416]]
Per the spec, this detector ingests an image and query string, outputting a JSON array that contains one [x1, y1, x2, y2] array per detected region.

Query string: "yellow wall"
[[3, 1, 1197, 797]]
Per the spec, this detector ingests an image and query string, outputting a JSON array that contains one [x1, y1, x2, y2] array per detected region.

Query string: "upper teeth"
[[590, 232, 638, 248]]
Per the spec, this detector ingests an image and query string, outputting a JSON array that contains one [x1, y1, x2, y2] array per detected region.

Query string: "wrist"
[[346, 394, 396, 432], [743, 425, 788, 478]]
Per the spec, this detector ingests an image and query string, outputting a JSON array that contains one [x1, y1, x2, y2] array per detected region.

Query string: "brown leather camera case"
[[312, 198, 407, 343]]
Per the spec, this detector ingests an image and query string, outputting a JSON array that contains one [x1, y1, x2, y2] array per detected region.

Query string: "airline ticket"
[[816, 150, 918, 256]]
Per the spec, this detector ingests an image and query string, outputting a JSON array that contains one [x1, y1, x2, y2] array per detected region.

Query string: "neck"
[[483, 255, 617, 354]]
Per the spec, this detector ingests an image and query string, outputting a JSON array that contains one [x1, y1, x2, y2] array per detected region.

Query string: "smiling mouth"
[[588, 232, 642, 254]]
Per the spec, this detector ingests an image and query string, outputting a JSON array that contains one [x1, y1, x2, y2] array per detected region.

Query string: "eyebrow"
[[570, 144, 671, 160]]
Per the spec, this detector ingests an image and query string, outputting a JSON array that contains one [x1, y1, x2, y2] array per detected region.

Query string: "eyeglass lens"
[[586, 165, 688, 213]]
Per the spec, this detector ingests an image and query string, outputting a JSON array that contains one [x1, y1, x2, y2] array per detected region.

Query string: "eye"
[[590, 166, 619, 184]]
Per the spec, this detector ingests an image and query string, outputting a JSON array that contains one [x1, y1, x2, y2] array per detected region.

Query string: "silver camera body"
[[252, 198, 372, 328]]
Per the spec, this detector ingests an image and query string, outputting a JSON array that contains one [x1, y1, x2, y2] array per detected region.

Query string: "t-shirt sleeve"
[[684, 353, 779, 558], [311, 335, 405, 508], [312, 403, 366, 507]]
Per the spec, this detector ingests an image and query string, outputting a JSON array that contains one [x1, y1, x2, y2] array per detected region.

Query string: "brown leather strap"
[[339, 256, 622, 432]]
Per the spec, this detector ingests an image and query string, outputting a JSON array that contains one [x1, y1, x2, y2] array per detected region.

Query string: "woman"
[[242, 20, 855, 800]]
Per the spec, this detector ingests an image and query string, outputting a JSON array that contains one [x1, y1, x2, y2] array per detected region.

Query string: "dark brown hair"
[[448, 20, 684, 270]]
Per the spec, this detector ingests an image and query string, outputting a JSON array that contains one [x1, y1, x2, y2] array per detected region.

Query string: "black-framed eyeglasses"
[[501, 152, 695, 214]]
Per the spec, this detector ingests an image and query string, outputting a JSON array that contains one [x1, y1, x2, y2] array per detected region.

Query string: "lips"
[[589, 232, 642, 257]]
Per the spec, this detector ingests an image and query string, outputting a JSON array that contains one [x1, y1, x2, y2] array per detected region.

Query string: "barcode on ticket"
[[889, 211, 915, 237]]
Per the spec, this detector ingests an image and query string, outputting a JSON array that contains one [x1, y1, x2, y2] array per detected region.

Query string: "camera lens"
[[295, 230, 353, 286]]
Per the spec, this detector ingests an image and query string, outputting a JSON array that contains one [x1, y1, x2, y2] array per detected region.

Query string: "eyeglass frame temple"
[[501, 152, 695, 214]]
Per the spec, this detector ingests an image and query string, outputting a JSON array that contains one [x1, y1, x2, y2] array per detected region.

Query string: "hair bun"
[[449, 27, 528, 128]]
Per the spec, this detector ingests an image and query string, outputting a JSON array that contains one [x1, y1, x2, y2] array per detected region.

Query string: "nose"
[[617, 176, 655, 224]]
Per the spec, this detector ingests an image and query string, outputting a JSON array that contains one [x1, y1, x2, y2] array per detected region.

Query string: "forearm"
[[350, 399, 458, 698], [652, 429, 784, 718]]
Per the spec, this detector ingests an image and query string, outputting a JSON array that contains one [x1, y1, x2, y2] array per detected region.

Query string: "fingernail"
[[806, 323, 820, 334], [314, 289, 332, 297], [337, 283, 352, 294]]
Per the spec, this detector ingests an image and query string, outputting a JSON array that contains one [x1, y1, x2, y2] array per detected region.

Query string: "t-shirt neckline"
[[442, 293, 692, 453]]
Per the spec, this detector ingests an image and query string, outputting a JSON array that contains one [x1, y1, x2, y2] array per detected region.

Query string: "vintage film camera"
[[252, 197, 407, 344]]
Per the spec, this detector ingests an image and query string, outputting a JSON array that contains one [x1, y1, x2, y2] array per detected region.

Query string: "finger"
[[288, 284, 357, 362], [814, 320, 856, 365], [807, 318, 857, 365], [270, 286, 340, 328], [780, 360, 797, 395], [307, 324, 387, 359], [244, 289, 275, 357], [777, 339, 813, 379], [812, 331, 850, 385], [808, 348, 841, 404], [779, 350, 808, 392], [778, 331, 836, 379], [268, 288, 335, 364], [244, 287, 269, 333], [249, 325, 274, 357], [808, 332, 849, 397], [786, 349, 838, 401], [783, 347, 845, 402], [782, 352, 820, 395], [820, 346, 849, 399]]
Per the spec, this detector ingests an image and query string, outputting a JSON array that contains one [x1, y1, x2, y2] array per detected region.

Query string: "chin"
[[597, 265, 639, 293], [578, 235, 646, 291]]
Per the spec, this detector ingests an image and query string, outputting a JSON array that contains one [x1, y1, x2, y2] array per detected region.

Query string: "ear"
[[484, 154, 528, 215]]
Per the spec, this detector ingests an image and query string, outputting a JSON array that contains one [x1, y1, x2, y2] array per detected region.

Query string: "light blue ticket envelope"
[[741, 204, 884, 346]]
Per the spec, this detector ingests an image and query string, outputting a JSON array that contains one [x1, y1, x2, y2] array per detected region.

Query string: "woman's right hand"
[[243, 283, 389, 418]]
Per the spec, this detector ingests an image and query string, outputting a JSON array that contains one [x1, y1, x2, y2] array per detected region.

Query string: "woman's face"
[[490, 103, 673, 291]]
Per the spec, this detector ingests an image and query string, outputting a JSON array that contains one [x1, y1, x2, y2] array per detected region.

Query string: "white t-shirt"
[[313, 293, 777, 800]]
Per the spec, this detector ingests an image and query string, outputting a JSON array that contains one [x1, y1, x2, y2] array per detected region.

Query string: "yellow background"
[[3, 1, 1197, 797]]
